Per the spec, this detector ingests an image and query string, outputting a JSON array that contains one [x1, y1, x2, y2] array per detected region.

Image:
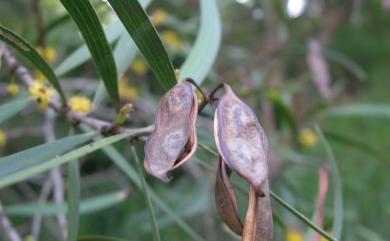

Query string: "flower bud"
[[144, 80, 198, 181], [214, 84, 269, 195]]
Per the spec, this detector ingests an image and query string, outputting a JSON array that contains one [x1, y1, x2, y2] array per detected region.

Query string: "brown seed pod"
[[144, 80, 198, 181], [215, 157, 243, 235], [242, 183, 273, 241], [214, 84, 269, 195]]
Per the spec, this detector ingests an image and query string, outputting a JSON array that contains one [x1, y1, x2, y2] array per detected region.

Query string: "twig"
[[44, 110, 67, 240], [31, 177, 53, 239], [0, 44, 151, 135], [0, 204, 22, 241], [32, 0, 46, 47]]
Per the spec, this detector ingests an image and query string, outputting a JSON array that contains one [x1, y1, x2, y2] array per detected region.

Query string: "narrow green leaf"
[[4, 190, 128, 216], [78, 236, 128, 241], [131, 146, 161, 241], [179, 0, 221, 85], [80, 125, 207, 241], [0, 131, 133, 188], [92, 32, 141, 110], [55, 20, 123, 77], [60, 0, 119, 105], [0, 97, 30, 124], [0, 132, 96, 178], [107, 0, 177, 90], [0, 25, 66, 102], [327, 104, 390, 118], [55, 0, 151, 76], [315, 126, 343, 240], [67, 160, 80, 241]]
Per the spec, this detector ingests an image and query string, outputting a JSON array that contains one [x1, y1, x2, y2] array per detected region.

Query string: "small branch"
[[0, 204, 22, 241], [44, 110, 67, 240], [0, 44, 147, 135], [31, 177, 53, 239]]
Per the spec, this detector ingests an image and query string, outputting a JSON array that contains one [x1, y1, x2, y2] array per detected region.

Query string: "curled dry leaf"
[[243, 184, 273, 241], [215, 157, 243, 235], [214, 84, 269, 195], [144, 80, 198, 181]]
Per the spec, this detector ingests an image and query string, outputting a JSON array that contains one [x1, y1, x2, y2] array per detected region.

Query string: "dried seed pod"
[[144, 80, 198, 181], [215, 157, 243, 235], [242, 183, 273, 241], [214, 84, 269, 195]]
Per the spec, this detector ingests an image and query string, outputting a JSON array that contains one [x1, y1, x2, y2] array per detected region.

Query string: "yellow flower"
[[151, 9, 167, 26], [36, 46, 57, 62], [286, 229, 303, 241], [6, 83, 20, 96], [69, 96, 92, 113], [267, 88, 280, 101], [161, 30, 182, 50], [119, 77, 139, 100], [24, 235, 35, 241], [0, 130, 6, 147], [28, 81, 56, 110], [33, 70, 46, 82], [299, 128, 318, 149], [131, 59, 147, 75]]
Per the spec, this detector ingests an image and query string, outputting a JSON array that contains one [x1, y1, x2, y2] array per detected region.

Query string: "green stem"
[[130, 146, 161, 241], [198, 143, 338, 241]]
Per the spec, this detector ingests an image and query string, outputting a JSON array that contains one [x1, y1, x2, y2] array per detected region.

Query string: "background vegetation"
[[0, 0, 389, 241]]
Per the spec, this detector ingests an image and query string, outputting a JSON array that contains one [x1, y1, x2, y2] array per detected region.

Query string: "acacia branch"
[[0, 44, 154, 135]]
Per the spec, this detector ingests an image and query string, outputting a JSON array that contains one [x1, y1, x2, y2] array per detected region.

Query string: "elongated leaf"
[[107, 0, 176, 90], [55, 0, 151, 77], [0, 132, 96, 178], [67, 160, 80, 241], [4, 190, 128, 216], [179, 0, 221, 85], [55, 20, 124, 77], [92, 31, 141, 110], [60, 0, 119, 105], [327, 104, 390, 118], [80, 125, 207, 241], [0, 97, 30, 124], [315, 127, 343, 240], [0, 25, 66, 102], [0, 132, 133, 188]]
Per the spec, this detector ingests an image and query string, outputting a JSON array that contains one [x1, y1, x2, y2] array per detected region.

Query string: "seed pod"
[[215, 157, 243, 235], [214, 84, 269, 195], [144, 80, 198, 181], [242, 183, 273, 241]]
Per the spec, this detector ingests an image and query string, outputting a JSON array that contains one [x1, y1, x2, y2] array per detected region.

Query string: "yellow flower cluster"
[[131, 59, 147, 75], [285, 229, 303, 241], [28, 82, 55, 110], [0, 130, 6, 147], [151, 9, 167, 26], [161, 30, 182, 50], [36, 46, 57, 62], [119, 77, 139, 100], [6, 83, 20, 96], [68, 96, 92, 113], [299, 128, 318, 149]]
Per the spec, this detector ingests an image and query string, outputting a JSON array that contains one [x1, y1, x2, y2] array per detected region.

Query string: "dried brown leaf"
[[144, 80, 198, 181], [215, 157, 243, 235], [214, 84, 269, 194]]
